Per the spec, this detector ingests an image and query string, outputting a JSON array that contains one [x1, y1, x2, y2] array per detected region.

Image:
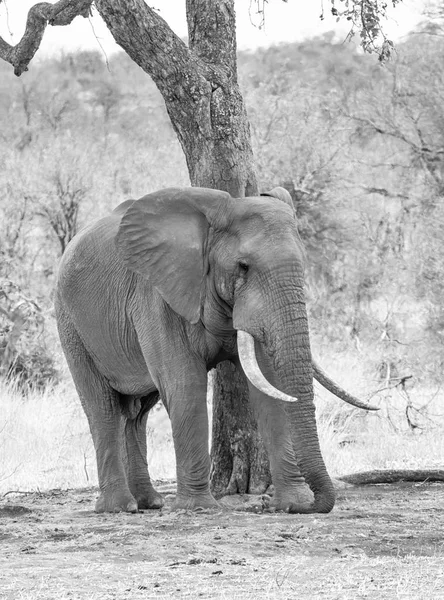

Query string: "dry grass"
[[317, 386, 444, 478], [312, 343, 444, 477], [0, 380, 175, 494]]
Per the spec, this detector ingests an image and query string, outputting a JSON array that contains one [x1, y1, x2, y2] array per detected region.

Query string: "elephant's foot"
[[131, 484, 164, 510], [271, 481, 314, 512], [95, 487, 138, 513], [173, 493, 221, 511]]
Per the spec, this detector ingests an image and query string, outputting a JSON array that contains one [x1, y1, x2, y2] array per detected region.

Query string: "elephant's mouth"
[[236, 330, 298, 403]]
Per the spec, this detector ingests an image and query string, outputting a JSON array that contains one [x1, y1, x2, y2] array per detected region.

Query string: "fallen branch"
[[339, 469, 444, 485], [1, 489, 34, 499], [0, 0, 93, 76]]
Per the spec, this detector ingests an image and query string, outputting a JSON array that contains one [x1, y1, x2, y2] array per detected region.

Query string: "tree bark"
[[0, 1, 93, 75], [95, 0, 269, 495], [95, 0, 257, 196], [210, 364, 271, 497]]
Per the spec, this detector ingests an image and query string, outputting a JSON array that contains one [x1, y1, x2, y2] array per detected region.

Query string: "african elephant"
[[55, 186, 374, 514]]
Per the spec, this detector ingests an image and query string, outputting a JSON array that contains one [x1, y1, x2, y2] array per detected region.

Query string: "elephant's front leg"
[[164, 371, 220, 510], [248, 384, 314, 511]]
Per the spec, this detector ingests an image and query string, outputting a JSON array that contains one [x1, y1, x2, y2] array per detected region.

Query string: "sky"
[[0, 0, 427, 57]]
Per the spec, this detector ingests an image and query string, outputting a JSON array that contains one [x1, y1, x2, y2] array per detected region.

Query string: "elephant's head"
[[116, 187, 335, 513]]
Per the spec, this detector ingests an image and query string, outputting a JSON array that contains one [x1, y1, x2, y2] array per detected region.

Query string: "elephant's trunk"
[[237, 280, 335, 514], [270, 297, 335, 513]]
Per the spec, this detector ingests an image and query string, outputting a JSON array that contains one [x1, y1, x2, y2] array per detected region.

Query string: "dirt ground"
[[1, 481, 443, 600]]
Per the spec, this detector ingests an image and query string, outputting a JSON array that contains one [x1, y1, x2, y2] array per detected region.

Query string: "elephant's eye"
[[239, 261, 249, 273]]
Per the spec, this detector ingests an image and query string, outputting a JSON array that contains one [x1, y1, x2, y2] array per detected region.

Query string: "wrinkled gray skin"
[[55, 187, 336, 514]]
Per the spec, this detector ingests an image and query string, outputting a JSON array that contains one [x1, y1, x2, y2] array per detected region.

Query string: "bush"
[[3, 347, 60, 391], [0, 279, 59, 392]]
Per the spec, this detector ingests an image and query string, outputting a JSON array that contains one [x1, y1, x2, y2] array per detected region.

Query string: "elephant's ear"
[[113, 199, 135, 216], [116, 187, 232, 324], [261, 186, 304, 252], [261, 187, 296, 216]]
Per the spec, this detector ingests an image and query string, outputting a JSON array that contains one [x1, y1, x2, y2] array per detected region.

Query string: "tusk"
[[313, 361, 379, 411], [237, 330, 298, 403]]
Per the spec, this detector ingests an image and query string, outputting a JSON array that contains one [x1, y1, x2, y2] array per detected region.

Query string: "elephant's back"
[[56, 211, 130, 312]]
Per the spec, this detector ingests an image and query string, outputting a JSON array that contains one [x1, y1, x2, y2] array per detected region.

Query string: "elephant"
[[55, 186, 376, 514]]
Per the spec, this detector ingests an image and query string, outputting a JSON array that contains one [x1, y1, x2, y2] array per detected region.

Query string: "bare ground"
[[1, 481, 443, 599]]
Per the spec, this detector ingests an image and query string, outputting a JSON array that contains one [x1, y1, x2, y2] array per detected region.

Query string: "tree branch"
[[95, 0, 256, 195], [96, 0, 230, 96], [347, 112, 421, 152], [0, 0, 93, 76], [96, 0, 201, 97]]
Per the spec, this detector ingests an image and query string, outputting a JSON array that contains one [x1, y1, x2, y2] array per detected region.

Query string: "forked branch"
[[0, 0, 93, 76]]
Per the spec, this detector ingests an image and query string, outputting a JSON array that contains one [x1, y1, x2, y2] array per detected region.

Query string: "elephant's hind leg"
[[122, 394, 164, 509], [56, 307, 137, 513]]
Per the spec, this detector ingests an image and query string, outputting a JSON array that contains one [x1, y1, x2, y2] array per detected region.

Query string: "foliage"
[[327, 0, 400, 60], [252, 0, 400, 61], [0, 279, 59, 391], [0, 50, 188, 294]]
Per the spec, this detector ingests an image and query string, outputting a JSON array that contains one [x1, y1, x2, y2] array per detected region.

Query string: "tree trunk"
[[95, 0, 270, 495], [210, 363, 271, 497]]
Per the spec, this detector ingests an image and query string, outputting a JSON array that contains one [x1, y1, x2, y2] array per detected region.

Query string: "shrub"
[[0, 279, 59, 392]]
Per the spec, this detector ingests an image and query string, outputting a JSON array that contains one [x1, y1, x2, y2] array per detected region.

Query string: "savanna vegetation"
[[1, 25, 444, 492]]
